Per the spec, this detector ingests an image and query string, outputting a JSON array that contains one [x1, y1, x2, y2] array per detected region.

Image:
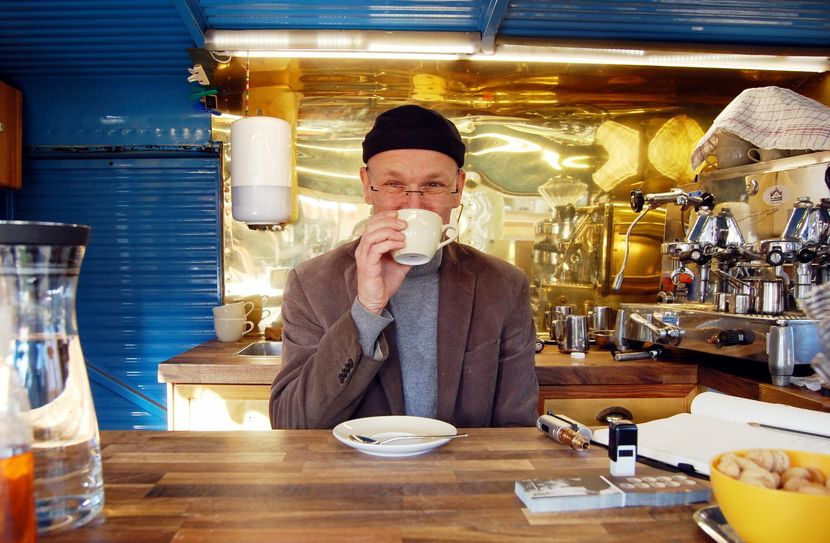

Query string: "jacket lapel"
[[436, 244, 475, 421], [377, 325, 404, 413]]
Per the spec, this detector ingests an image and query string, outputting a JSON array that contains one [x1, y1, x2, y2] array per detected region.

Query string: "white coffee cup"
[[704, 131, 754, 169], [392, 208, 458, 266], [214, 317, 254, 342], [227, 294, 271, 331], [748, 148, 811, 162], [212, 301, 254, 320], [705, 146, 753, 169]]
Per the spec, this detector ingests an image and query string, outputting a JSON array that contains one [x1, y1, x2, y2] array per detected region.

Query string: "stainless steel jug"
[[0, 221, 104, 533], [750, 278, 785, 315], [557, 314, 590, 354]]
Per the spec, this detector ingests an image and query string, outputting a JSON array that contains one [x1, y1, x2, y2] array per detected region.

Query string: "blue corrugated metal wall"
[[15, 156, 221, 430], [5, 75, 219, 430]]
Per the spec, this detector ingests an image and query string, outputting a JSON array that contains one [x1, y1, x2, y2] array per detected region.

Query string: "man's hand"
[[355, 210, 411, 314]]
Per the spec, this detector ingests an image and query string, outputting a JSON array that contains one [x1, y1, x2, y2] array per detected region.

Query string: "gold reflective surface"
[[207, 55, 828, 332]]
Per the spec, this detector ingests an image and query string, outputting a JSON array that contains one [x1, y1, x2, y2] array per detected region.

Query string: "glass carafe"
[[0, 221, 104, 533]]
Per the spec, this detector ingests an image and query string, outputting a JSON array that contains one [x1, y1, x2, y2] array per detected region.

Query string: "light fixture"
[[205, 29, 830, 73], [205, 29, 477, 59], [473, 43, 830, 73]]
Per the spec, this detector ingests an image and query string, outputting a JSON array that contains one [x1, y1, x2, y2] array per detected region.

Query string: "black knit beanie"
[[362, 105, 465, 167]]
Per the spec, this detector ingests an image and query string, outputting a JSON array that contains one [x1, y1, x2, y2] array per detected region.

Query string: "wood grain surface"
[[157, 338, 698, 387], [159, 338, 830, 413], [39, 429, 712, 543]]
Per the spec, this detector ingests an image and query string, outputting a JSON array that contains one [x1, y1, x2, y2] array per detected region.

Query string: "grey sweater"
[[350, 251, 441, 417]]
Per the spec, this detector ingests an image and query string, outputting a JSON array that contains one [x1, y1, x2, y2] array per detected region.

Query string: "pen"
[[747, 422, 830, 440]]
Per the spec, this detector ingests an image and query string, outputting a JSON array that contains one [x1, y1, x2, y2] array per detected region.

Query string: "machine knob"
[[716, 329, 751, 347], [629, 189, 645, 212], [699, 192, 716, 210], [689, 248, 710, 264], [797, 247, 817, 263], [766, 249, 785, 266]]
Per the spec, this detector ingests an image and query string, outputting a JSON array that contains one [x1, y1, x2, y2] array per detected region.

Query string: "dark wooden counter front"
[[158, 338, 698, 387], [39, 429, 711, 543]]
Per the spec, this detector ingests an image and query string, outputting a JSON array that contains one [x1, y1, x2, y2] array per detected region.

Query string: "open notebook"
[[592, 392, 830, 476]]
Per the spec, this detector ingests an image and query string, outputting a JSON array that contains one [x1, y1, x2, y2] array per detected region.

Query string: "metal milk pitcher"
[[0, 221, 104, 533]]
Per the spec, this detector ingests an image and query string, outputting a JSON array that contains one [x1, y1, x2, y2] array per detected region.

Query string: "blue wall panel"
[[14, 156, 221, 430], [14, 75, 212, 148]]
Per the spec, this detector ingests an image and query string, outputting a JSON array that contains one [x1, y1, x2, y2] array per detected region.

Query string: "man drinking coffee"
[[269, 105, 539, 428]]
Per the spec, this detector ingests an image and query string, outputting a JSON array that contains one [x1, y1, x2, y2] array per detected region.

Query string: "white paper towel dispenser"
[[230, 116, 293, 228]]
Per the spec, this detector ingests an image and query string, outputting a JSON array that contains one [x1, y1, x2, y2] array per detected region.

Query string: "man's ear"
[[453, 169, 467, 202], [359, 166, 373, 204]]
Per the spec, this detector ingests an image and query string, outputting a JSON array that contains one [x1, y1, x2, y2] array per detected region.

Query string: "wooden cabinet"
[[535, 350, 699, 425], [538, 383, 698, 425], [166, 383, 272, 431], [165, 381, 697, 431], [0, 81, 22, 189]]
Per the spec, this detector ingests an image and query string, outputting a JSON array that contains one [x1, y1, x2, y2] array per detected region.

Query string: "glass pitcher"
[[0, 221, 104, 533]]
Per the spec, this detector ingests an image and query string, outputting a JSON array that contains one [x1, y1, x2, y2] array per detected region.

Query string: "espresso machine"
[[612, 151, 830, 385]]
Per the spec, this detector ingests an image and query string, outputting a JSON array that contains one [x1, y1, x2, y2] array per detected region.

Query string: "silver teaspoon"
[[349, 433, 468, 445]]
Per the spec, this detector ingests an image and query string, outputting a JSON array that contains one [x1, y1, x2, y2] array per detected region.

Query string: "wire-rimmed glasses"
[[367, 169, 461, 201]]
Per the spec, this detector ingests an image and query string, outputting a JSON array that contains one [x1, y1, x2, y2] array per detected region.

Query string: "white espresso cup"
[[393, 208, 458, 265], [704, 131, 754, 169], [227, 294, 271, 331], [214, 317, 254, 342], [212, 300, 254, 320]]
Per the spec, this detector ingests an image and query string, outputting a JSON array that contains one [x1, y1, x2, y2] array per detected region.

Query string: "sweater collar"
[[407, 247, 443, 278]]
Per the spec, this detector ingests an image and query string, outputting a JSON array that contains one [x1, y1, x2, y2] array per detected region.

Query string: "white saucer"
[[332, 415, 458, 457]]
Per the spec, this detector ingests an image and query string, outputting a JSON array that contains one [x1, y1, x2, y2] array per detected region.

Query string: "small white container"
[[230, 116, 293, 225]]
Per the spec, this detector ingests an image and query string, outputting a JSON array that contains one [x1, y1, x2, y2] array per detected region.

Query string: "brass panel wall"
[[205, 56, 827, 332]]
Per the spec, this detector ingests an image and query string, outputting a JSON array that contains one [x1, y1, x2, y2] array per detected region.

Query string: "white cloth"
[[691, 86, 830, 169]]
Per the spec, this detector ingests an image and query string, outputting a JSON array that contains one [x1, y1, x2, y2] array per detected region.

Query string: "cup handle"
[[243, 301, 254, 317], [747, 148, 761, 162], [243, 321, 255, 334], [436, 224, 458, 250], [261, 309, 272, 321]]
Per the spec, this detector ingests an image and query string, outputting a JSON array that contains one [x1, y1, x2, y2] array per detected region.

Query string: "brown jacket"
[[269, 240, 539, 429]]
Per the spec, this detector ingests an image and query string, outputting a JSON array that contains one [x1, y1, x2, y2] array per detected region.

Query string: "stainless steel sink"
[[236, 341, 282, 358]]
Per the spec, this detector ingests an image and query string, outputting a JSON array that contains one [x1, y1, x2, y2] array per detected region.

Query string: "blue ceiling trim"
[[171, 0, 208, 47], [0, 1, 196, 77], [500, 1, 830, 47], [479, 0, 510, 53], [199, 0, 482, 31], [1, 0, 828, 80], [15, 75, 212, 147]]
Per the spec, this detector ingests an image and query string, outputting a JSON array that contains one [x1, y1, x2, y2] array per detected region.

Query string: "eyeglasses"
[[367, 169, 460, 200]]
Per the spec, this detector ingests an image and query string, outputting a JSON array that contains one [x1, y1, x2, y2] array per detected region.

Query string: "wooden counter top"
[[157, 337, 698, 387], [158, 337, 280, 385], [39, 429, 712, 543]]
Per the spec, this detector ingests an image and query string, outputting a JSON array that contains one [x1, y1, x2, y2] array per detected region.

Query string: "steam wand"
[[612, 207, 650, 291]]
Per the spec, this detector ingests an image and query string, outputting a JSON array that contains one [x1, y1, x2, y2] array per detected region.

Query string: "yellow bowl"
[[710, 450, 830, 543]]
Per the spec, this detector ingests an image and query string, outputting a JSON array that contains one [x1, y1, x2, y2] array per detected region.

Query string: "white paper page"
[[690, 391, 830, 437], [593, 412, 830, 476]]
